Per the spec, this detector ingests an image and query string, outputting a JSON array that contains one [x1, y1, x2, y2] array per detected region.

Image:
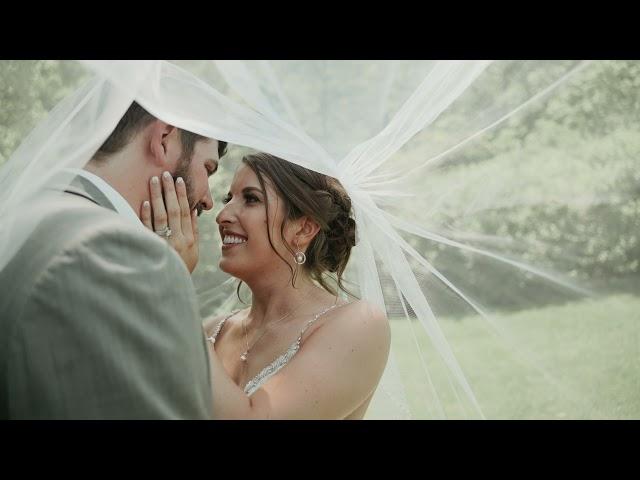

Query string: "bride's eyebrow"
[[242, 187, 264, 195]]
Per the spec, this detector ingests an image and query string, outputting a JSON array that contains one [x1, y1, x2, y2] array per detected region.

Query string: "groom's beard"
[[173, 156, 203, 216]]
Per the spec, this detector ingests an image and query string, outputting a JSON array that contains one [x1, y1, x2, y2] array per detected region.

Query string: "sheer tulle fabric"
[[1, 60, 636, 418]]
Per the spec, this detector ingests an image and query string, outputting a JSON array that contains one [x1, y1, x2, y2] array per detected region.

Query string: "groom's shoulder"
[[0, 191, 190, 322], [10, 191, 181, 280], [33, 191, 163, 252]]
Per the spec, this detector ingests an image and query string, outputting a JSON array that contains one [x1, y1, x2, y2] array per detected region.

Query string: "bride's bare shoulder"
[[202, 308, 247, 332], [300, 299, 390, 394], [338, 299, 388, 323], [321, 299, 390, 346]]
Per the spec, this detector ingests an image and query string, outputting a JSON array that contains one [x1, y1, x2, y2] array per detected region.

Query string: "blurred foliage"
[[0, 60, 638, 314], [0, 60, 87, 165], [398, 61, 640, 311]]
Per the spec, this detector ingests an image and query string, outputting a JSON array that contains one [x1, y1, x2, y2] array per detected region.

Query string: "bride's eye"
[[222, 193, 232, 204], [245, 194, 260, 204]]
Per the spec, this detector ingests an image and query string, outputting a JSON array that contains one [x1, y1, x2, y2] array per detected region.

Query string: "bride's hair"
[[242, 152, 356, 297]]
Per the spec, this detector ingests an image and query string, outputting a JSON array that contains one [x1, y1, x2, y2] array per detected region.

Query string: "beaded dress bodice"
[[207, 304, 338, 396]]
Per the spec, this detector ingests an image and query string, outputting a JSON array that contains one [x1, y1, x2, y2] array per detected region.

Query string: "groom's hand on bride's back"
[[141, 171, 200, 273]]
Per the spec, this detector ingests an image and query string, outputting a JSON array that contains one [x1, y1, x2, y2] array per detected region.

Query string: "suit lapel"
[[65, 175, 117, 212], [47, 173, 118, 214]]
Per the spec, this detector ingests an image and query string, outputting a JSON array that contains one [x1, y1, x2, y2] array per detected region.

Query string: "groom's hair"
[[92, 101, 227, 162]]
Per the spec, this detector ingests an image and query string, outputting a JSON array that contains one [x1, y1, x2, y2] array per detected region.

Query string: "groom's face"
[[174, 139, 219, 216]]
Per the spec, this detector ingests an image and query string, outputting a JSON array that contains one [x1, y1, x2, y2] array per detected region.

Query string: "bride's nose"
[[216, 201, 235, 225]]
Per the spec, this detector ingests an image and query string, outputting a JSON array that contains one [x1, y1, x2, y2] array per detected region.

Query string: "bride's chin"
[[218, 259, 247, 279]]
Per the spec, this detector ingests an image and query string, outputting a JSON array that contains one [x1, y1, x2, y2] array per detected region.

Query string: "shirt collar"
[[66, 168, 143, 229]]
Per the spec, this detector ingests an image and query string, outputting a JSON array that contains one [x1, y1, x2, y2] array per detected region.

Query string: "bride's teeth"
[[224, 235, 246, 244]]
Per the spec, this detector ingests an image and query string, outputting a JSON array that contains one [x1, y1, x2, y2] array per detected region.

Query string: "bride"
[[143, 151, 390, 419]]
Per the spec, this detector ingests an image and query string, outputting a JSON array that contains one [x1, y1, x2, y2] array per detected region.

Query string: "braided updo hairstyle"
[[242, 153, 357, 297]]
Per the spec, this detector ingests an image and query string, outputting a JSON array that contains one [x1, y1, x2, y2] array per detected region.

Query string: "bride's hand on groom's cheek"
[[141, 171, 200, 274]]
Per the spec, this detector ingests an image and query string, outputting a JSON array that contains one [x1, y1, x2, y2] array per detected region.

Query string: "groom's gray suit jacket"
[[0, 176, 212, 419]]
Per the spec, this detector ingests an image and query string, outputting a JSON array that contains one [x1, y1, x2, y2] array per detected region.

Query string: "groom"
[[0, 102, 225, 419]]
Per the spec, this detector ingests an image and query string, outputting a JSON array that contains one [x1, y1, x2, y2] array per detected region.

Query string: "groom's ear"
[[149, 120, 179, 167]]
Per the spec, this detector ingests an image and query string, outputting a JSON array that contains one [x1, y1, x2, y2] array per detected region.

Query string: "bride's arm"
[[143, 176, 257, 417], [201, 314, 253, 417], [201, 326, 254, 418]]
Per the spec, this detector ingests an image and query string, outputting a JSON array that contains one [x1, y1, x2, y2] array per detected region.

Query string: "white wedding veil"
[[1, 60, 637, 419]]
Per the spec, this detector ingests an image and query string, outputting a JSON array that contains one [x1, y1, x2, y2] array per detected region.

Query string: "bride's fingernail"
[[163, 171, 171, 180], [151, 176, 159, 184], [143, 201, 150, 208], [176, 177, 184, 185]]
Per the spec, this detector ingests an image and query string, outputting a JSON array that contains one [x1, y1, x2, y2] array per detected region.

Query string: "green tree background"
[[1, 60, 637, 316]]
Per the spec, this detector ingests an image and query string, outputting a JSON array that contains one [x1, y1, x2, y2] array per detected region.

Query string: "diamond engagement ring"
[[155, 226, 172, 239]]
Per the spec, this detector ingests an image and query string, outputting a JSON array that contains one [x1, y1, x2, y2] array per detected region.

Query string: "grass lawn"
[[366, 294, 640, 419]]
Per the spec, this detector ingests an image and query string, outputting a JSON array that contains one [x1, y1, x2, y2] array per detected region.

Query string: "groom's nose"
[[201, 189, 214, 211]]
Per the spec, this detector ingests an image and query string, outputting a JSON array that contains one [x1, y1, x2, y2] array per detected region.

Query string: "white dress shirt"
[[68, 168, 144, 229]]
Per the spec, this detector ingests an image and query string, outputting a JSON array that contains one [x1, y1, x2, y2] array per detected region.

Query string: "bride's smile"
[[221, 230, 248, 248]]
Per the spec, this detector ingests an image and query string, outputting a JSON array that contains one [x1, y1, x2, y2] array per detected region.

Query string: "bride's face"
[[215, 164, 294, 282]]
